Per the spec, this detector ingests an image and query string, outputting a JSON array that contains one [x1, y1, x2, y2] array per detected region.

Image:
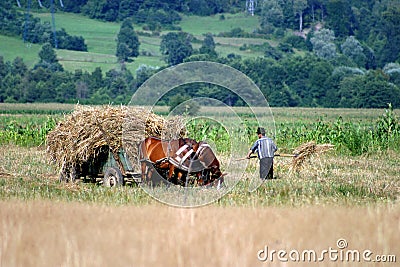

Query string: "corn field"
[[0, 116, 56, 146], [1, 104, 399, 157], [187, 104, 400, 155]]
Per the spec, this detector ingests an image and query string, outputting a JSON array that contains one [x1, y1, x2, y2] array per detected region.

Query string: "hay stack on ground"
[[290, 141, 334, 171], [46, 105, 186, 181]]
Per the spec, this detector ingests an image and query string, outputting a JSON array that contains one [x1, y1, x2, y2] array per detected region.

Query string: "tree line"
[[1, 37, 399, 108], [1, 0, 399, 108]]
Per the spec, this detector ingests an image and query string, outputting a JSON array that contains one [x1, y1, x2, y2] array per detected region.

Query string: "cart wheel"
[[103, 167, 124, 187]]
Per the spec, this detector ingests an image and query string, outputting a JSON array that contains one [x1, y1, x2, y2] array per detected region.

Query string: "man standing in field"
[[246, 127, 277, 180]]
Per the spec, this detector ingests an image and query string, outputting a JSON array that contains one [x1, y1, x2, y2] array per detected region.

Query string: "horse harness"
[[149, 140, 194, 172], [146, 139, 211, 173], [170, 142, 212, 171], [167, 143, 195, 172]]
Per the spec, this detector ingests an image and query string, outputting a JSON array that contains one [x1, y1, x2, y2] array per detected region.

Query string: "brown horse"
[[189, 141, 226, 188], [139, 137, 197, 184]]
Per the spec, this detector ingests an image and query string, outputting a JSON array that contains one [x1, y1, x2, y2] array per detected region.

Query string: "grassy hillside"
[[0, 34, 164, 73], [0, 11, 268, 73], [0, 35, 41, 67], [34, 12, 120, 55], [179, 13, 259, 35]]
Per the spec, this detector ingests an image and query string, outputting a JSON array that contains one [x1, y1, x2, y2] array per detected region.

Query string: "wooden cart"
[[75, 147, 142, 187]]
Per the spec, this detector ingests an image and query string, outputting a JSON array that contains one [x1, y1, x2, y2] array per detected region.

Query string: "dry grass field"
[[0, 201, 399, 267]]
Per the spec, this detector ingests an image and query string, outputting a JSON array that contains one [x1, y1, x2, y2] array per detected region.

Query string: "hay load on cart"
[[46, 105, 185, 185]]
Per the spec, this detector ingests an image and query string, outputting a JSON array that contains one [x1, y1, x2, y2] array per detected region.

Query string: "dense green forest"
[[0, 0, 399, 107]]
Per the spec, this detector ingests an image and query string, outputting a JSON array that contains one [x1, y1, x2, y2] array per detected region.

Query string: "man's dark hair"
[[257, 127, 265, 135]]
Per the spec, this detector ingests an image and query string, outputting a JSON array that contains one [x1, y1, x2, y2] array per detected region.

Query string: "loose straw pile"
[[46, 105, 185, 181], [290, 141, 334, 171]]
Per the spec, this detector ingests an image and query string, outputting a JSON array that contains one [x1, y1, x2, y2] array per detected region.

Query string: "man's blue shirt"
[[250, 137, 277, 159]]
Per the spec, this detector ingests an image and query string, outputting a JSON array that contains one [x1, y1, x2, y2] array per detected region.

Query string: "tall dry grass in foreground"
[[0, 201, 399, 267]]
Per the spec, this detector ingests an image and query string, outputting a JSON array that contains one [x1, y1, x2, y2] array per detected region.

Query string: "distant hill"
[[1, 11, 264, 73], [1, 0, 399, 108]]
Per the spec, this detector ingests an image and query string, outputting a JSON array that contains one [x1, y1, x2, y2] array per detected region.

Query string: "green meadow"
[[0, 35, 41, 67], [34, 12, 121, 54], [0, 11, 269, 73], [179, 13, 259, 35]]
